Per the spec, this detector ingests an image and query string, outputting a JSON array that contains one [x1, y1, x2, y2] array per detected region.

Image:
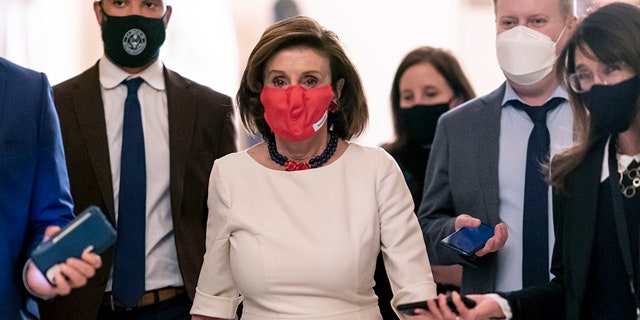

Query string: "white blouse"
[[191, 143, 436, 320]]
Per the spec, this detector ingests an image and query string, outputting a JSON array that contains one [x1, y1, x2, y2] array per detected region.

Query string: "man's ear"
[[93, 1, 104, 25], [163, 5, 173, 28]]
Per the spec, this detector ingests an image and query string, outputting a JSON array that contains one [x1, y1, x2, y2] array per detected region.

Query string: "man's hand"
[[25, 226, 102, 298], [454, 215, 508, 257]]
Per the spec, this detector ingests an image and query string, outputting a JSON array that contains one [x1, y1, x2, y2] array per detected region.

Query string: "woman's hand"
[[400, 294, 456, 320], [411, 292, 507, 320]]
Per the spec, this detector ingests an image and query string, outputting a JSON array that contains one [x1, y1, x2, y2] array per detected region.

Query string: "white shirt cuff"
[[486, 293, 512, 319], [22, 260, 55, 300]]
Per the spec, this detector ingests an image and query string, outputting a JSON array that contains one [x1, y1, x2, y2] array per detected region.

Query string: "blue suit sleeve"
[[25, 73, 74, 254]]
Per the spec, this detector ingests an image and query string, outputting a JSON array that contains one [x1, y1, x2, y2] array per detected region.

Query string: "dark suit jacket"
[[417, 84, 505, 294], [38, 62, 237, 320], [0, 57, 74, 318], [503, 137, 608, 320]]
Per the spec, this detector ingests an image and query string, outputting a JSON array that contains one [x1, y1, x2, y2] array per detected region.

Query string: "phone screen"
[[440, 223, 494, 256]]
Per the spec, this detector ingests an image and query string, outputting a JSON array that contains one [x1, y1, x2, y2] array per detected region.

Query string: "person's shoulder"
[[0, 57, 43, 83], [347, 143, 384, 155], [0, 57, 32, 74], [345, 143, 397, 165], [163, 67, 231, 101], [214, 149, 249, 167], [440, 84, 507, 122], [54, 64, 99, 92], [211, 149, 264, 179], [343, 144, 407, 180]]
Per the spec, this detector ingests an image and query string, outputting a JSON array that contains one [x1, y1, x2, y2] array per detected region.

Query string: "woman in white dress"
[[190, 16, 437, 320]]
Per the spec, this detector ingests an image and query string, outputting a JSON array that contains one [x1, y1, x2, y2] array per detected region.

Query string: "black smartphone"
[[397, 294, 477, 315], [440, 223, 494, 256]]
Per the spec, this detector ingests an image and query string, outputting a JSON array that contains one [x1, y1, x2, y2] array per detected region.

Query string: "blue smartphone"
[[30, 206, 116, 284], [440, 223, 494, 256]]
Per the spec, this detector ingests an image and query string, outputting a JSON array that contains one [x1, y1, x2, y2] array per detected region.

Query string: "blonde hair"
[[493, 0, 574, 20]]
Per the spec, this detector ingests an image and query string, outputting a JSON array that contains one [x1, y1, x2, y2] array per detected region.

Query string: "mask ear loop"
[[554, 23, 568, 45]]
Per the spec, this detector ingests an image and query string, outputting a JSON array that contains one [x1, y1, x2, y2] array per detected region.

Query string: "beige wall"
[[232, 0, 502, 147], [3, 0, 504, 148]]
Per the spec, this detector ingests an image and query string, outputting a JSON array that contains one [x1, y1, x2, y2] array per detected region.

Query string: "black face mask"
[[398, 103, 450, 145], [579, 76, 640, 134], [101, 12, 166, 68]]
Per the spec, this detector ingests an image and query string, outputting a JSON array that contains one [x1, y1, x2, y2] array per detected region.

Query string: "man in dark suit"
[[418, 0, 577, 295], [37, 1, 236, 319], [0, 57, 102, 319]]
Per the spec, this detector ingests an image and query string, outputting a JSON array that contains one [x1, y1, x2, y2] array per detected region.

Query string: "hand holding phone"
[[397, 293, 476, 315], [30, 206, 116, 284], [440, 223, 494, 256]]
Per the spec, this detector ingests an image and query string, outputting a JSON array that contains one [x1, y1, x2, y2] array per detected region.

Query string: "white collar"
[[601, 137, 640, 182], [98, 56, 165, 91]]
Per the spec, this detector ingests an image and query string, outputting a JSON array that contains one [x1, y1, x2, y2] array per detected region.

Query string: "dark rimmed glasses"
[[568, 61, 635, 93]]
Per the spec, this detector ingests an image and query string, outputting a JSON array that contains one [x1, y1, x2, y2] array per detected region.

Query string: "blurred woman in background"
[[376, 46, 476, 319]]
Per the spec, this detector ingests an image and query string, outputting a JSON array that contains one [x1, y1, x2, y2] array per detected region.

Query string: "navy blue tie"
[[112, 77, 146, 308], [510, 97, 564, 288]]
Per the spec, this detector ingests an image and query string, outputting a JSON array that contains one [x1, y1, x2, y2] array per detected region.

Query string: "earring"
[[329, 101, 338, 112]]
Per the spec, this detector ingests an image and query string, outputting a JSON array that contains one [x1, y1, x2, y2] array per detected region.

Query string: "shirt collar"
[[98, 56, 165, 91], [501, 82, 569, 108], [601, 137, 640, 182]]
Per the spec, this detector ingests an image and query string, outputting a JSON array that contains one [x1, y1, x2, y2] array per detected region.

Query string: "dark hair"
[[236, 16, 368, 141], [550, 2, 640, 189], [383, 46, 475, 152]]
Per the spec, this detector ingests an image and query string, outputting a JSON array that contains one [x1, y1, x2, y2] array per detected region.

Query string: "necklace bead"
[[618, 158, 640, 198], [268, 132, 338, 171]]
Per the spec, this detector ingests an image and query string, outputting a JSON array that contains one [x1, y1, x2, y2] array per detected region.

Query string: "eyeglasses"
[[568, 62, 635, 93]]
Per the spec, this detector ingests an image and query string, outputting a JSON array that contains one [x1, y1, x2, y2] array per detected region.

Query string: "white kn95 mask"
[[496, 25, 566, 86]]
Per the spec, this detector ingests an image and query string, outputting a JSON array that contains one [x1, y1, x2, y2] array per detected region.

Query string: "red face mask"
[[260, 85, 334, 142]]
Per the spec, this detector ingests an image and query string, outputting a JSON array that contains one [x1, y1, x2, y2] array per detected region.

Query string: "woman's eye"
[[603, 63, 624, 75], [302, 78, 318, 87], [271, 79, 287, 87], [577, 72, 592, 81], [401, 94, 414, 103], [424, 91, 440, 99]]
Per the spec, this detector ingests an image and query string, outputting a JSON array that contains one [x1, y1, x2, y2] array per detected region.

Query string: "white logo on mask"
[[122, 29, 147, 56], [496, 25, 566, 86]]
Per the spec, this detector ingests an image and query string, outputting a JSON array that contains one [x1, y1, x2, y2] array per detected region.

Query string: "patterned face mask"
[[101, 12, 166, 68]]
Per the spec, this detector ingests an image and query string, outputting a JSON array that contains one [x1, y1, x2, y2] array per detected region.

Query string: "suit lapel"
[[164, 68, 195, 217], [70, 65, 116, 219], [563, 139, 605, 297], [473, 84, 505, 224]]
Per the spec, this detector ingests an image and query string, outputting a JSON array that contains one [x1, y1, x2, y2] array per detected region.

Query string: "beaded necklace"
[[617, 155, 640, 198], [268, 131, 338, 171]]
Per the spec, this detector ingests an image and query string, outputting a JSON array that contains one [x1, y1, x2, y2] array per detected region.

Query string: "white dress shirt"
[[98, 57, 182, 291], [496, 84, 574, 291]]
